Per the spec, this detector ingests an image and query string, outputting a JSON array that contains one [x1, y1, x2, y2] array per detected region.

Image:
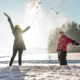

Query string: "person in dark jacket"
[[4, 13, 30, 66], [56, 31, 80, 65]]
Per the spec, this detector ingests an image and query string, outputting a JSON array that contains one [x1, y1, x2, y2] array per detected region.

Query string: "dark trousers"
[[58, 49, 67, 65], [9, 49, 23, 66]]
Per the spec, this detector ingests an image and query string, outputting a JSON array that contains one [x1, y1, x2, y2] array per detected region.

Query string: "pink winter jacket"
[[57, 35, 74, 52]]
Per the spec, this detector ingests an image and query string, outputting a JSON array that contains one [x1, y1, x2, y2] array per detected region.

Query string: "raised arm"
[[66, 36, 80, 47], [4, 13, 14, 32], [22, 26, 30, 33]]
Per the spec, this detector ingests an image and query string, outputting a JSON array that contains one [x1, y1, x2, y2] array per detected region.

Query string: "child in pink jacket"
[[57, 31, 80, 65]]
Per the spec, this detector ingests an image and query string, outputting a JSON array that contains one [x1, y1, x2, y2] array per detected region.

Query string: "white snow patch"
[[0, 65, 80, 80]]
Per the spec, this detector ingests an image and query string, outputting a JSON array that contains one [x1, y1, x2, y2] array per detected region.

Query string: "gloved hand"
[[74, 42, 80, 47], [8, 18, 11, 22], [4, 13, 10, 18]]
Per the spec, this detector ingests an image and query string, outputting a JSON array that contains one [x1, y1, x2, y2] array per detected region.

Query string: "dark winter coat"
[[8, 18, 28, 50], [57, 35, 75, 52]]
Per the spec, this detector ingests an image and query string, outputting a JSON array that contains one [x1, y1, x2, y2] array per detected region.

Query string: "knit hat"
[[60, 31, 65, 35]]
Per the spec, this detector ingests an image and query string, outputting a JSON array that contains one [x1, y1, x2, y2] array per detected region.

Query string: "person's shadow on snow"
[[0, 66, 25, 80]]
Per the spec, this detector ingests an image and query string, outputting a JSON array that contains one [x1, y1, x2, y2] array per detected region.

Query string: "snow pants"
[[9, 49, 23, 66], [58, 49, 67, 65]]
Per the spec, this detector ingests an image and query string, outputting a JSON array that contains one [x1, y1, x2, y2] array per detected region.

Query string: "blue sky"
[[0, 0, 80, 26], [0, 0, 80, 52], [0, 0, 80, 23], [40, 0, 80, 23]]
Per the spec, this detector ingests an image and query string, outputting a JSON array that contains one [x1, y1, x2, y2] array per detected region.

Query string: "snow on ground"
[[0, 53, 80, 80], [0, 65, 80, 80]]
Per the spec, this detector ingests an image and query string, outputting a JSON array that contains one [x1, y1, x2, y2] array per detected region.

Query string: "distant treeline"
[[48, 21, 80, 53]]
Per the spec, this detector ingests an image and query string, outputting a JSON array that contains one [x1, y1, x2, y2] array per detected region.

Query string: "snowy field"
[[0, 53, 80, 80], [0, 65, 80, 80]]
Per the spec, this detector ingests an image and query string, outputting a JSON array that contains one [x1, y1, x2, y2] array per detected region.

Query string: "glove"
[[74, 42, 80, 47], [72, 41, 80, 47], [75, 42, 79, 45], [4, 13, 10, 18], [8, 18, 11, 22]]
